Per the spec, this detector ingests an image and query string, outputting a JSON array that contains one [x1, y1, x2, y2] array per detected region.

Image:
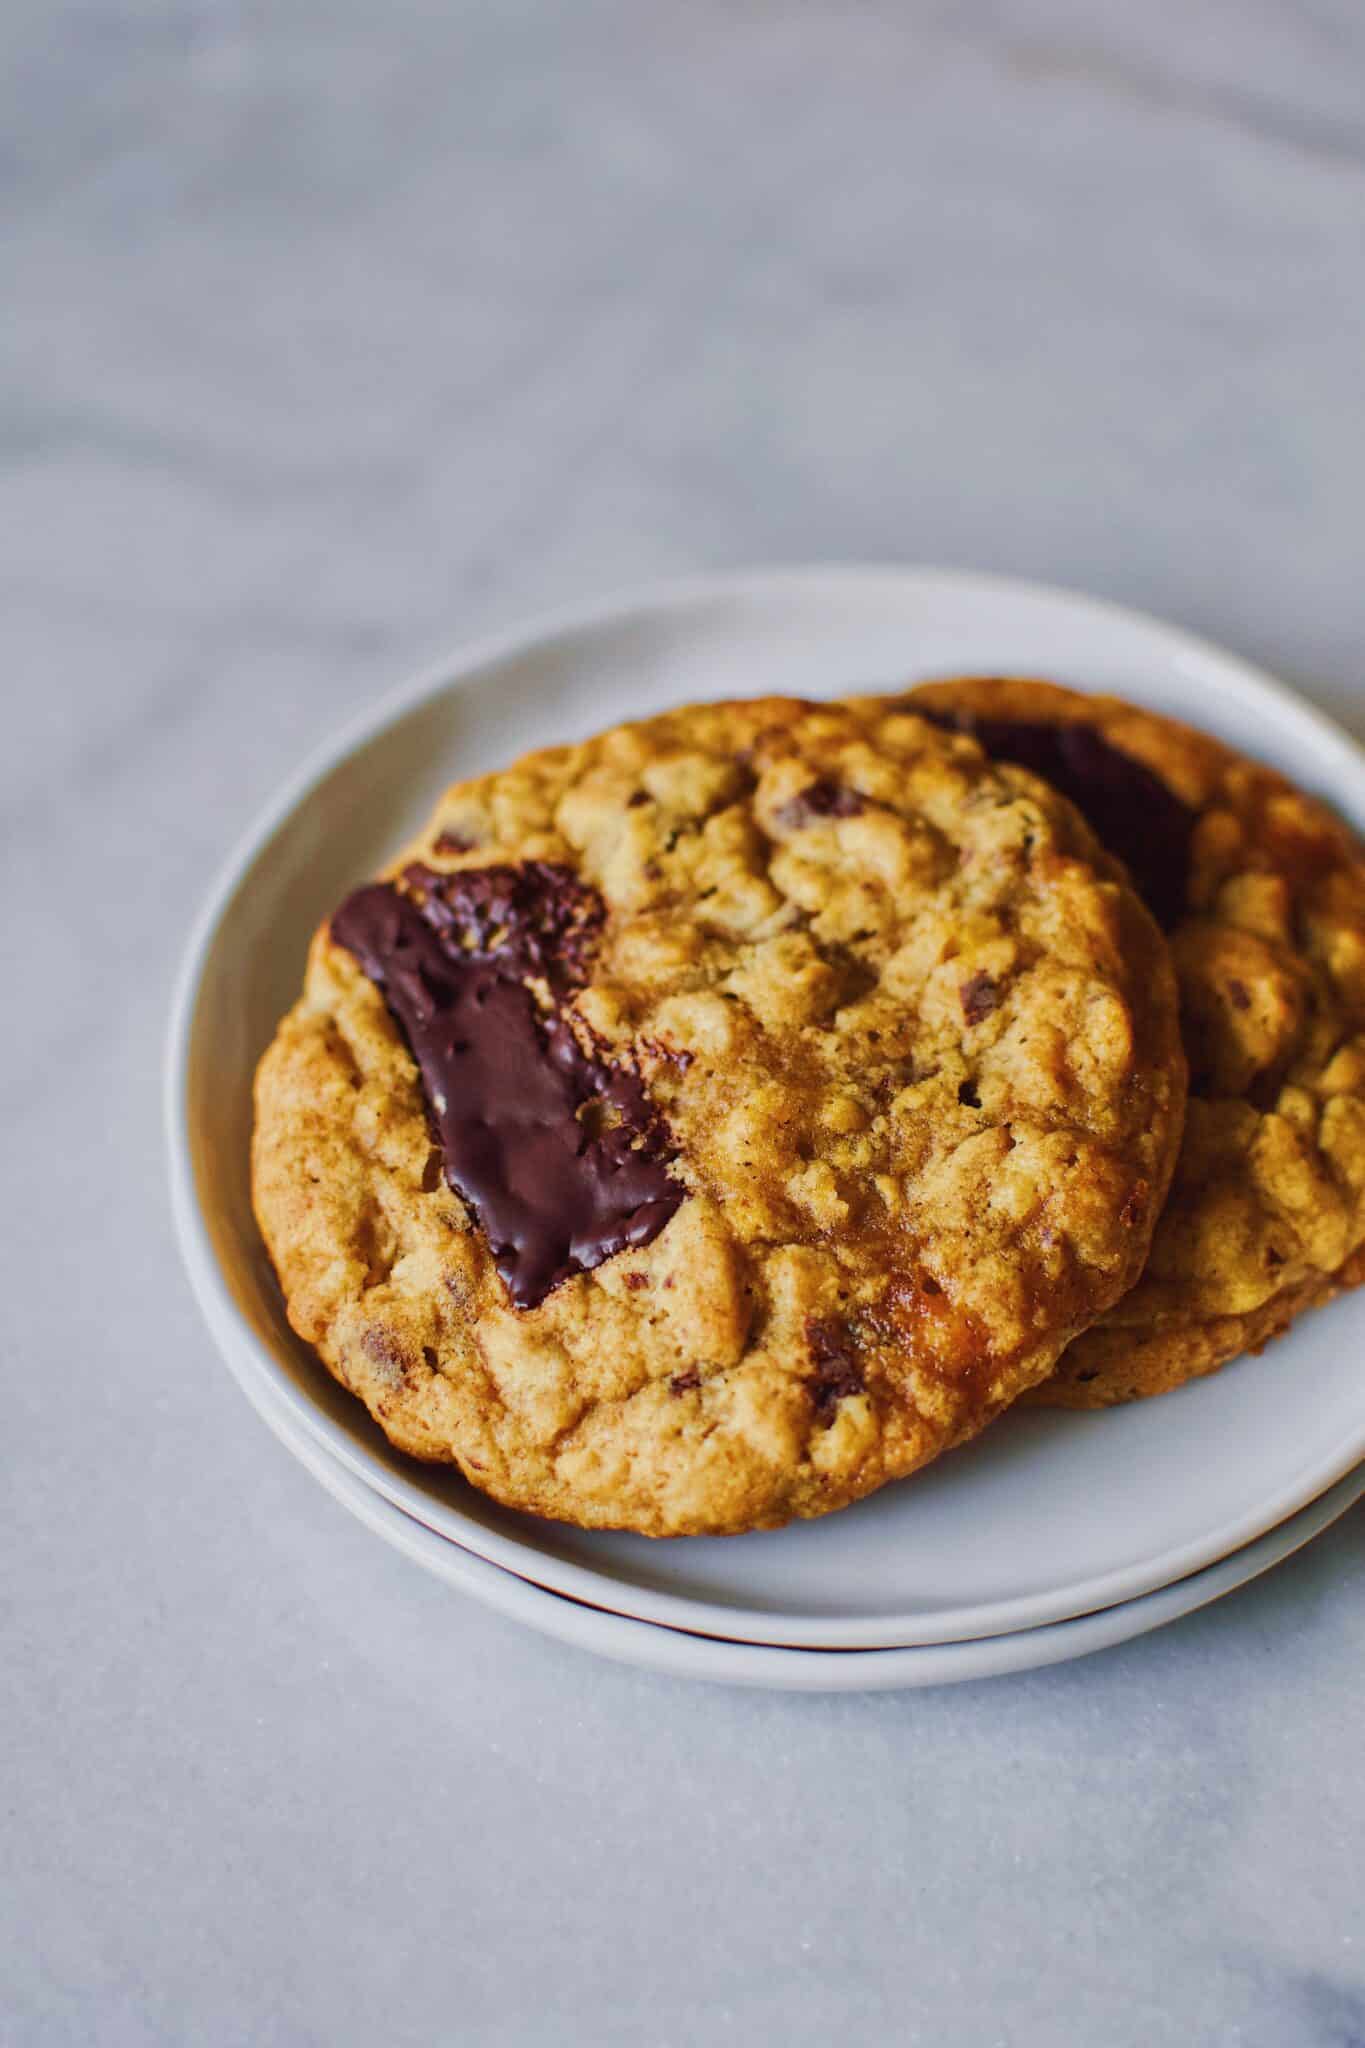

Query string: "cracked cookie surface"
[[252, 696, 1185, 1531], [910, 676, 1365, 1406]]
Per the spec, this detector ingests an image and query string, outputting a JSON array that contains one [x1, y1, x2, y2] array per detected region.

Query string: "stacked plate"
[[167, 568, 1365, 1690]]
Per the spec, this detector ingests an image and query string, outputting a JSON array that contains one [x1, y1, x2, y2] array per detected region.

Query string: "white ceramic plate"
[[244, 1353, 1365, 1690], [168, 567, 1365, 1650]]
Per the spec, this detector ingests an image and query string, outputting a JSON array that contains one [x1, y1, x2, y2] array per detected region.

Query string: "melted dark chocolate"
[[805, 1317, 866, 1422], [331, 863, 682, 1309], [917, 707, 1194, 928], [958, 971, 1002, 1026], [776, 779, 866, 828]]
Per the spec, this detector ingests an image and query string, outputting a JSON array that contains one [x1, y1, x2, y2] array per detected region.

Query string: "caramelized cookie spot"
[[776, 779, 866, 829], [332, 862, 682, 1310], [959, 972, 1001, 1026], [804, 1317, 866, 1423], [871, 1275, 995, 1409], [918, 707, 1195, 928]]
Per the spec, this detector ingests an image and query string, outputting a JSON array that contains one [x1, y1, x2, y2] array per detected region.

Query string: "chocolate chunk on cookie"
[[332, 864, 681, 1309], [915, 701, 1195, 929]]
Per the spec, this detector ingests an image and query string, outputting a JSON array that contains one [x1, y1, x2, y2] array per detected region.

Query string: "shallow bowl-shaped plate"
[[168, 567, 1365, 1649], [245, 1352, 1365, 1690]]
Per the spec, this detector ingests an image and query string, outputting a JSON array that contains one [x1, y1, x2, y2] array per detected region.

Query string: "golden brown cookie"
[[253, 696, 1184, 1532], [909, 675, 1365, 1406]]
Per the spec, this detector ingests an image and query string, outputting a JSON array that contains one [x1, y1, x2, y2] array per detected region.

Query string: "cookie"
[[909, 676, 1365, 1406], [253, 696, 1185, 1532]]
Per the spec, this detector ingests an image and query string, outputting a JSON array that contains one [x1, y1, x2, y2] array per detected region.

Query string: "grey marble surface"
[[6, 3, 1365, 2042]]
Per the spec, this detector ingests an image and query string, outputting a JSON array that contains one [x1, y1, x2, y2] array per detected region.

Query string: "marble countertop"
[[6, 2, 1365, 2042]]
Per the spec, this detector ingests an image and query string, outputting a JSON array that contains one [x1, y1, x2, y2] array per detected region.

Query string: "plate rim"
[[166, 563, 1365, 1647], [247, 1349, 1365, 1691]]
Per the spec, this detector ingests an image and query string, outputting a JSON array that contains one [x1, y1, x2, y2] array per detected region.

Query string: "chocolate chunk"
[[805, 1317, 866, 1422], [917, 707, 1195, 929], [670, 1368, 701, 1395], [399, 860, 603, 989], [434, 828, 478, 854], [959, 972, 1001, 1026], [641, 1037, 694, 1072], [331, 863, 682, 1310], [361, 1324, 409, 1382], [1228, 978, 1252, 1011], [775, 779, 866, 829]]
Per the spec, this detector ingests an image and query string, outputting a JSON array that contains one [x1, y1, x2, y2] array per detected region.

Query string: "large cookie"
[[909, 676, 1365, 1406], [253, 697, 1185, 1532]]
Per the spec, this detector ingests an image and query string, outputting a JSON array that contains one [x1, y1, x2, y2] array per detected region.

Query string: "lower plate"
[[248, 1361, 1364, 1692], [169, 568, 1365, 1648]]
